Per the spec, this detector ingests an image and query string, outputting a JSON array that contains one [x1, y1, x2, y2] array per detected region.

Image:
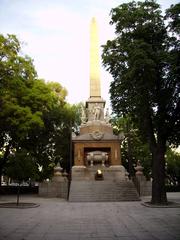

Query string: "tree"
[[0, 34, 41, 182], [5, 149, 38, 205], [102, 1, 180, 204], [0, 34, 73, 182], [18, 96, 81, 180], [165, 3, 180, 34], [24, 102, 78, 178]]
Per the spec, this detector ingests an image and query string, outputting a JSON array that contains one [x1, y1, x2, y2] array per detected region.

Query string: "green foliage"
[[71, 102, 84, 133], [166, 149, 180, 186], [47, 81, 67, 104], [5, 149, 38, 183], [102, 1, 179, 147], [5, 149, 38, 205], [165, 3, 180, 34], [0, 35, 43, 139], [112, 115, 151, 178], [0, 34, 78, 181], [20, 101, 80, 178], [102, 1, 180, 204]]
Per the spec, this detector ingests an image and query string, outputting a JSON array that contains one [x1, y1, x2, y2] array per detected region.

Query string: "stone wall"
[[39, 179, 68, 199]]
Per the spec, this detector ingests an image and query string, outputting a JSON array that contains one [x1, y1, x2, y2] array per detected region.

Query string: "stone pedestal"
[[39, 164, 68, 199], [134, 161, 152, 196], [39, 180, 68, 198]]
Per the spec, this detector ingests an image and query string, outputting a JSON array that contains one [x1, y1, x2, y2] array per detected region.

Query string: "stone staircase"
[[68, 180, 140, 202]]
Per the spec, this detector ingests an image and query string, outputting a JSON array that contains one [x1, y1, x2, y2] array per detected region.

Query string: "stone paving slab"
[[0, 193, 180, 240]]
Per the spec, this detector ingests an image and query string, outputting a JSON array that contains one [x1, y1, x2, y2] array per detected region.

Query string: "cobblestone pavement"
[[0, 193, 180, 240]]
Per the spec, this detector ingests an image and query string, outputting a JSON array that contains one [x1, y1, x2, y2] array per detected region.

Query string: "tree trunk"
[[151, 144, 167, 204], [17, 184, 20, 206]]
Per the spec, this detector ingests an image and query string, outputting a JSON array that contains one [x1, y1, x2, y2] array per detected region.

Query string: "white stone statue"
[[71, 132, 76, 138], [93, 103, 101, 120], [105, 108, 110, 123]]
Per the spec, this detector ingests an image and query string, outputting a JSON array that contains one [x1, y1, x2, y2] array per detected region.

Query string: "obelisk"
[[71, 17, 124, 189], [90, 17, 101, 98], [86, 17, 105, 120]]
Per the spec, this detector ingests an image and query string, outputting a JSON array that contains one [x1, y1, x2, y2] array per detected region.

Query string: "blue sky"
[[1, 0, 179, 106]]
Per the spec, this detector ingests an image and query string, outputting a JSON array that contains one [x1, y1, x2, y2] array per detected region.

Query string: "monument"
[[69, 18, 139, 201], [71, 18, 126, 181]]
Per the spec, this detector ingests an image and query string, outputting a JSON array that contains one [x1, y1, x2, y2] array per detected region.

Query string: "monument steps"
[[69, 180, 140, 202]]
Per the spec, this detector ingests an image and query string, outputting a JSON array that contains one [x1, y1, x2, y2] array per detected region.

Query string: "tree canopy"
[[0, 34, 77, 182], [102, 1, 180, 204]]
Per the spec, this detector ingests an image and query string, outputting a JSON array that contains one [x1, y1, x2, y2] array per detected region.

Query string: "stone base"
[[136, 175, 152, 196], [80, 120, 113, 135], [139, 180, 152, 196], [52, 175, 65, 182], [108, 165, 126, 180], [39, 177, 68, 198], [71, 165, 126, 181]]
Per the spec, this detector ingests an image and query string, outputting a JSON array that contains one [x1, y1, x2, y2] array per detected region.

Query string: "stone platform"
[[71, 165, 127, 181]]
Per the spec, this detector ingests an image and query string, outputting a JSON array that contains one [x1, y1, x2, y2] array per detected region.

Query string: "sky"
[[0, 0, 179, 107]]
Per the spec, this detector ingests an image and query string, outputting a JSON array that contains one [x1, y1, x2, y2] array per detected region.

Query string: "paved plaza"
[[0, 193, 180, 240]]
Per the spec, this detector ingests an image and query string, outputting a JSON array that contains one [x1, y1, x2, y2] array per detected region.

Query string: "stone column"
[[134, 160, 146, 181], [134, 160, 152, 196]]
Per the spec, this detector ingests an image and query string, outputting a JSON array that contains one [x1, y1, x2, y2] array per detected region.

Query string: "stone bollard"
[[134, 160, 151, 196], [134, 160, 146, 181], [52, 162, 64, 182]]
